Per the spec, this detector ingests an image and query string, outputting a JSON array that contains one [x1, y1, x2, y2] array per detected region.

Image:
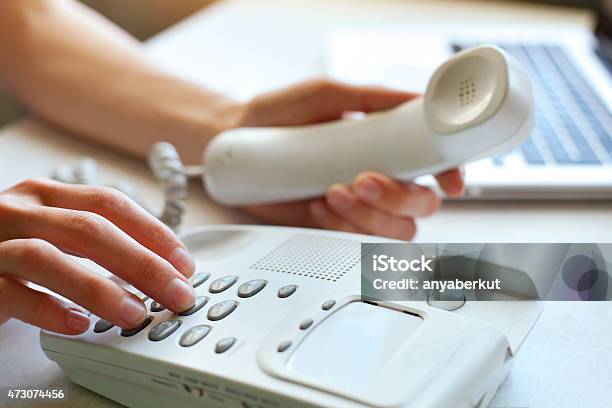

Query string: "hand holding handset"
[[203, 45, 534, 205]]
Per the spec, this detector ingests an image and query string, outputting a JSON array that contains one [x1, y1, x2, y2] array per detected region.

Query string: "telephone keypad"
[[207, 300, 238, 321], [278, 285, 298, 298], [209, 275, 238, 294], [189, 272, 210, 289], [120, 316, 152, 337], [237, 279, 267, 298], [179, 325, 211, 347], [148, 319, 181, 342], [214, 337, 236, 354], [178, 296, 209, 317], [93, 272, 303, 354]]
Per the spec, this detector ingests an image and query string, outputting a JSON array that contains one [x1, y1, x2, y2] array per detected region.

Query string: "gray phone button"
[[299, 319, 313, 330], [189, 272, 210, 289], [321, 300, 336, 310], [148, 319, 181, 342], [277, 341, 292, 352], [215, 337, 236, 354], [178, 296, 209, 316], [179, 325, 211, 347], [120, 316, 152, 337], [207, 300, 238, 321], [237, 279, 267, 298], [277, 285, 298, 298], [93, 319, 114, 333], [150, 301, 165, 312], [209, 275, 238, 294]]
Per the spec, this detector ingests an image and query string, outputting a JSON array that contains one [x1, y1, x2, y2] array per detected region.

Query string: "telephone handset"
[[41, 225, 543, 408], [203, 45, 533, 205], [52, 45, 534, 228]]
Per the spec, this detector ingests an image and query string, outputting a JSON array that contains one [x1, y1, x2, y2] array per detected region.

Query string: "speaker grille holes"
[[250, 234, 367, 282], [459, 77, 476, 106], [426, 47, 508, 133]]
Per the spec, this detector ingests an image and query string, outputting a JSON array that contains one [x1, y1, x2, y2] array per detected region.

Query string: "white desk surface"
[[0, 0, 611, 407]]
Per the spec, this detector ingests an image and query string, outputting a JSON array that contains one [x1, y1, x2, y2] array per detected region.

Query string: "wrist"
[[163, 91, 245, 165]]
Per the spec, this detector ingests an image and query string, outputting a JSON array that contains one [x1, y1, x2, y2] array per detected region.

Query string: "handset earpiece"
[[202, 45, 534, 206], [425, 46, 509, 134]]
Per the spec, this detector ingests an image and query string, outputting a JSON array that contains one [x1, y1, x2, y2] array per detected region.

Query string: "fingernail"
[[356, 177, 381, 201], [169, 247, 196, 278], [65, 308, 90, 332], [328, 187, 353, 212], [118, 296, 146, 326], [167, 278, 195, 312], [310, 201, 328, 218]]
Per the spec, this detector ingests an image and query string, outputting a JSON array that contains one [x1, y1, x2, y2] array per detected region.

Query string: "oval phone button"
[[189, 272, 210, 289], [207, 300, 238, 321], [179, 325, 211, 347], [209, 275, 238, 294], [150, 301, 165, 312], [277, 285, 298, 298], [321, 300, 336, 310], [93, 319, 114, 333], [215, 337, 236, 354], [178, 296, 209, 316], [237, 279, 267, 298], [148, 319, 181, 342], [120, 316, 152, 337]]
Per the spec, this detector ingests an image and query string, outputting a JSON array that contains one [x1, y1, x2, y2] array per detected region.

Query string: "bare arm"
[[0, 0, 239, 164], [0, 0, 463, 240]]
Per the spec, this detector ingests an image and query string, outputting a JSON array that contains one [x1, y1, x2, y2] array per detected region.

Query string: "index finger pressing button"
[[120, 316, 152, 337], [178, 296, 209, 317]]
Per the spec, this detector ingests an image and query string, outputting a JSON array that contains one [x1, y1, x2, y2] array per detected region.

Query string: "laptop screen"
[[521, 1, 610, 38], [595, 0, 611, 38]]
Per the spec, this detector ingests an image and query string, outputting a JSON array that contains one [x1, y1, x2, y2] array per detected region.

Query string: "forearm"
[[0, 0, 240, 164]]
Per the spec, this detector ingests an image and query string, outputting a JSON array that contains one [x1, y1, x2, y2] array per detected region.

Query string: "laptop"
[[326, 0, 612, 199]]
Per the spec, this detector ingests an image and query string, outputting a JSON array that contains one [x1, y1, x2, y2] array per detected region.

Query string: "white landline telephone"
[[41, 225, 544, 408], [41, 45, 540, 407]]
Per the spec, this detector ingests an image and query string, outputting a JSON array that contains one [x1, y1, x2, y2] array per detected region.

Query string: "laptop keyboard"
[[454, 43, 612, 167]]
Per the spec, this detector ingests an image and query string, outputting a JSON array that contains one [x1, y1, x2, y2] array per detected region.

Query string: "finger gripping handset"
[[203, 45, 534, 206]]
